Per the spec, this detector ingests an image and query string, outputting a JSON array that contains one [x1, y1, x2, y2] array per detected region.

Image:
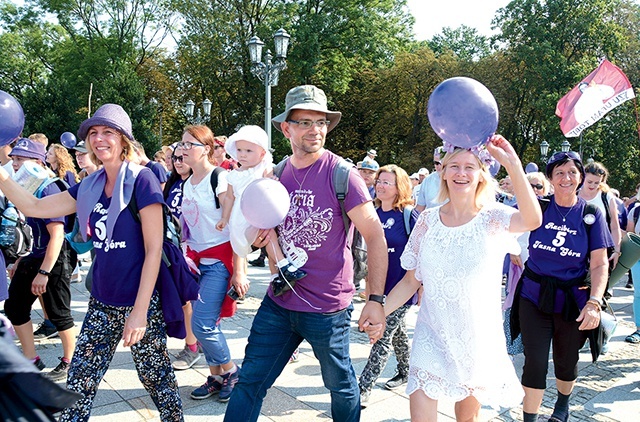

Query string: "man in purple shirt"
[[224, 85, 388, 421]]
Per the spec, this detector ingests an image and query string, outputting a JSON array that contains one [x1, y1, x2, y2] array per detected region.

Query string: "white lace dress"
[[401, 203, 524, 408]]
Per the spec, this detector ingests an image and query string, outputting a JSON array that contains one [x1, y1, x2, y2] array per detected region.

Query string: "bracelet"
[[586, 300, 601, 311], [38, 269, 50, 276], [589, 296, 603, 306]]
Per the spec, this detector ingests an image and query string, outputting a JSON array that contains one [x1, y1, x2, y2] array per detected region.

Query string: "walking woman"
[[359, 164, 418, 407], [0, 104, 183, 421], [381, 135, 542, 422], [46, 143, 79, 187], [179, 125, 247, 402], [512, 151, 613, 422]]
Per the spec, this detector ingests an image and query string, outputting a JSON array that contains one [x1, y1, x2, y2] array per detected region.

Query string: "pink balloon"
[[240, 178, 290, 229]]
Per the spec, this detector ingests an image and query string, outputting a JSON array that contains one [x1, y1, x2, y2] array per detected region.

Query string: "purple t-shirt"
[[165, 179, 184, 219], [377, 207, 418, 305], [28, 183, 66, 258], [146, 161, 168, 184], [271, 151, 372, 312], [68, 169, 164, 306], [521, 196, 613, 311]]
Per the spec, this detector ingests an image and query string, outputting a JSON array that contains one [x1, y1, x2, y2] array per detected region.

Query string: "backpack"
[[182, 167, 225, 209], [600, 191, 611, 227], [0, 199, 33, 263]]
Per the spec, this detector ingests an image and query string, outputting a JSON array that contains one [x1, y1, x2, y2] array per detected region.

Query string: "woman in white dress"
[[382, 135, 542, 421]]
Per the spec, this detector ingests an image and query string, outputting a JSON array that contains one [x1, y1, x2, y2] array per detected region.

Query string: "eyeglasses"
[[375, 180, 396, 187], [434, 161, 442, 166], [530, 183, 543, 190], [548, 151, 581, 166], [287, 119, 330, 129], [171, 155, 184, 163], [177, 141, 205, 150]]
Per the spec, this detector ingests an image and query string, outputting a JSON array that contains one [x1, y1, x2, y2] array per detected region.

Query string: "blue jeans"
[[191, 262, 231, 366], [224, 295, 359, 422]]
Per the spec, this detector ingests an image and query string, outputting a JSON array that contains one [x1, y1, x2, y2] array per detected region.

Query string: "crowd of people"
[[0, 83, 637, 422]]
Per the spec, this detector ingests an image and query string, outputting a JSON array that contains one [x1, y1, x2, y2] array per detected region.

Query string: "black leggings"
[[519, 298, 588, 389]]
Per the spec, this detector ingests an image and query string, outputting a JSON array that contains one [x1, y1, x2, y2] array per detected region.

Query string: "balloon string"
[[269, 239, 321, 311]]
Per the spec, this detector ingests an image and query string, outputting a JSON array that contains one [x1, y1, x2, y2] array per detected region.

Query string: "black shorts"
[[4, 251, 74, 331]]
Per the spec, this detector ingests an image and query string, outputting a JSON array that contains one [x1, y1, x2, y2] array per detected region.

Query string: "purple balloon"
[[60, 132, 77, 148], [427, 77, 499, 149], [525, 162, 538, 174], [0, 90, 25, 146], [240, 178, 290, 229], [489, 160, 501, 177]]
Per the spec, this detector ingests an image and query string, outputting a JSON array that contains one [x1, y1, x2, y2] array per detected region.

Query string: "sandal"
[[625, 330, 640, 344]]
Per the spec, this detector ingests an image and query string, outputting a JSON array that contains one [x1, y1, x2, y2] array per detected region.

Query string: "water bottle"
[[0, 203, 19, 247]]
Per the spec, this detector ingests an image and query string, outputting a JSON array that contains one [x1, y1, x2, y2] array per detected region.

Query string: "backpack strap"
[[210, 167, 224, 209], [403, 205, 414, 236], [273, 156, 289, 178], [34, 177, 68, 199], [601, 191, 611, 227], [333, 158, 353, 236], [583, 202, 598, 237]]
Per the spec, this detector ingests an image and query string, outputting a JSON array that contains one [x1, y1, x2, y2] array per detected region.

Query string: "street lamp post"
[[540, 140, 550, 164], [185, 99, 212, 125], [248, 28, 291, 150], [561, 140, 571, 153]]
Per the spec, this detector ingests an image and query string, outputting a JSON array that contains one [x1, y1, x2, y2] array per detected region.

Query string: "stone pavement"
[[7, 250, 640, 421]]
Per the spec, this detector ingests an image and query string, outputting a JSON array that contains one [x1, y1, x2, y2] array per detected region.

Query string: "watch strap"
[[38, 269, 51, 276], [368, 294, 386, 305]]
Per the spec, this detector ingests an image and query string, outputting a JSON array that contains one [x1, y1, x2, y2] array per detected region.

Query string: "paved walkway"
[[11, 251, 640, 421]]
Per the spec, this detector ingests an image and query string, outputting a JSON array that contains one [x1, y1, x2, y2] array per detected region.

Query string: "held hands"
[[123, 308, 148, 347], [358, 302, 386, 344], [485, 134, 521, 169]]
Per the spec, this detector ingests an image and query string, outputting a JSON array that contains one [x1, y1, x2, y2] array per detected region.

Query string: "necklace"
[[290, 160, 318, 205], [554, 199, 577, 222]]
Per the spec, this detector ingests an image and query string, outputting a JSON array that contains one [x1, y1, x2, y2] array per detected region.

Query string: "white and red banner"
[[556, 59, 635, 137]]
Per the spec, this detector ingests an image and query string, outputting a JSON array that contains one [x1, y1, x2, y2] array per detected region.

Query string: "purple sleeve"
[[588, 206, 615, 252], [147, 161, 168, 183], [135, 168, 164, 211], [343, 167, 372, 213], [68, 181, 80, 200]]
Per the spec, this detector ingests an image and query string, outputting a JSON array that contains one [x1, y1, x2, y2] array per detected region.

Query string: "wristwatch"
[[368, 294, 386, 305], [38, 269, 51, 276]]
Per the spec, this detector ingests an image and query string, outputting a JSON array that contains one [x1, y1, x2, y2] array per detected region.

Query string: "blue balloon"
[[525, 162, 539, 173], [60, 132, 77, 149], [489, 160, 501, 177], [427, 77, 499, 149], [0, 90, 25, 146]]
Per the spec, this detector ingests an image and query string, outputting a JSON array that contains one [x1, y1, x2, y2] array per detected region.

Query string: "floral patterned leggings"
[[59, 295, 183, 422], [359, 304, 411, 392]]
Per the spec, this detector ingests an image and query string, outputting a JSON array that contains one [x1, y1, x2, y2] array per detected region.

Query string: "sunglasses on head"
[[548, 151, 581, 165], [530, 183, 543, 190], [171, 155, 184, 163]]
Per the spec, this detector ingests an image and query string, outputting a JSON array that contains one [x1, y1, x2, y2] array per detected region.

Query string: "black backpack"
[[0, 199, 33, 264]]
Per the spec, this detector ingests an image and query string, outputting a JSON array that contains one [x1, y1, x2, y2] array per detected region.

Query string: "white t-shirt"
[[182, 169, 229, 265]]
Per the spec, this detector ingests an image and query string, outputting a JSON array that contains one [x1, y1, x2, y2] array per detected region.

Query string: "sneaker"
[[279, 265, 307, 283], [47, 357, 70, 381], [271, 276, 295, 297], [190, 376, 222, 400], [360, 389, 370, 408], [218, 367, 240, 402], [384, 372, 408, 390], [172, 345, 201, 370], [289, 348, 299, 364], [248, 258, 265, 267], [626, 282, 633, 289], [33, 321, 58, 339], [33, 357, 46, 371]]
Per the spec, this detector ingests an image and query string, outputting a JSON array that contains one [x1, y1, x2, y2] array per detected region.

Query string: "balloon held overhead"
[[427, 77, 499, 150]]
